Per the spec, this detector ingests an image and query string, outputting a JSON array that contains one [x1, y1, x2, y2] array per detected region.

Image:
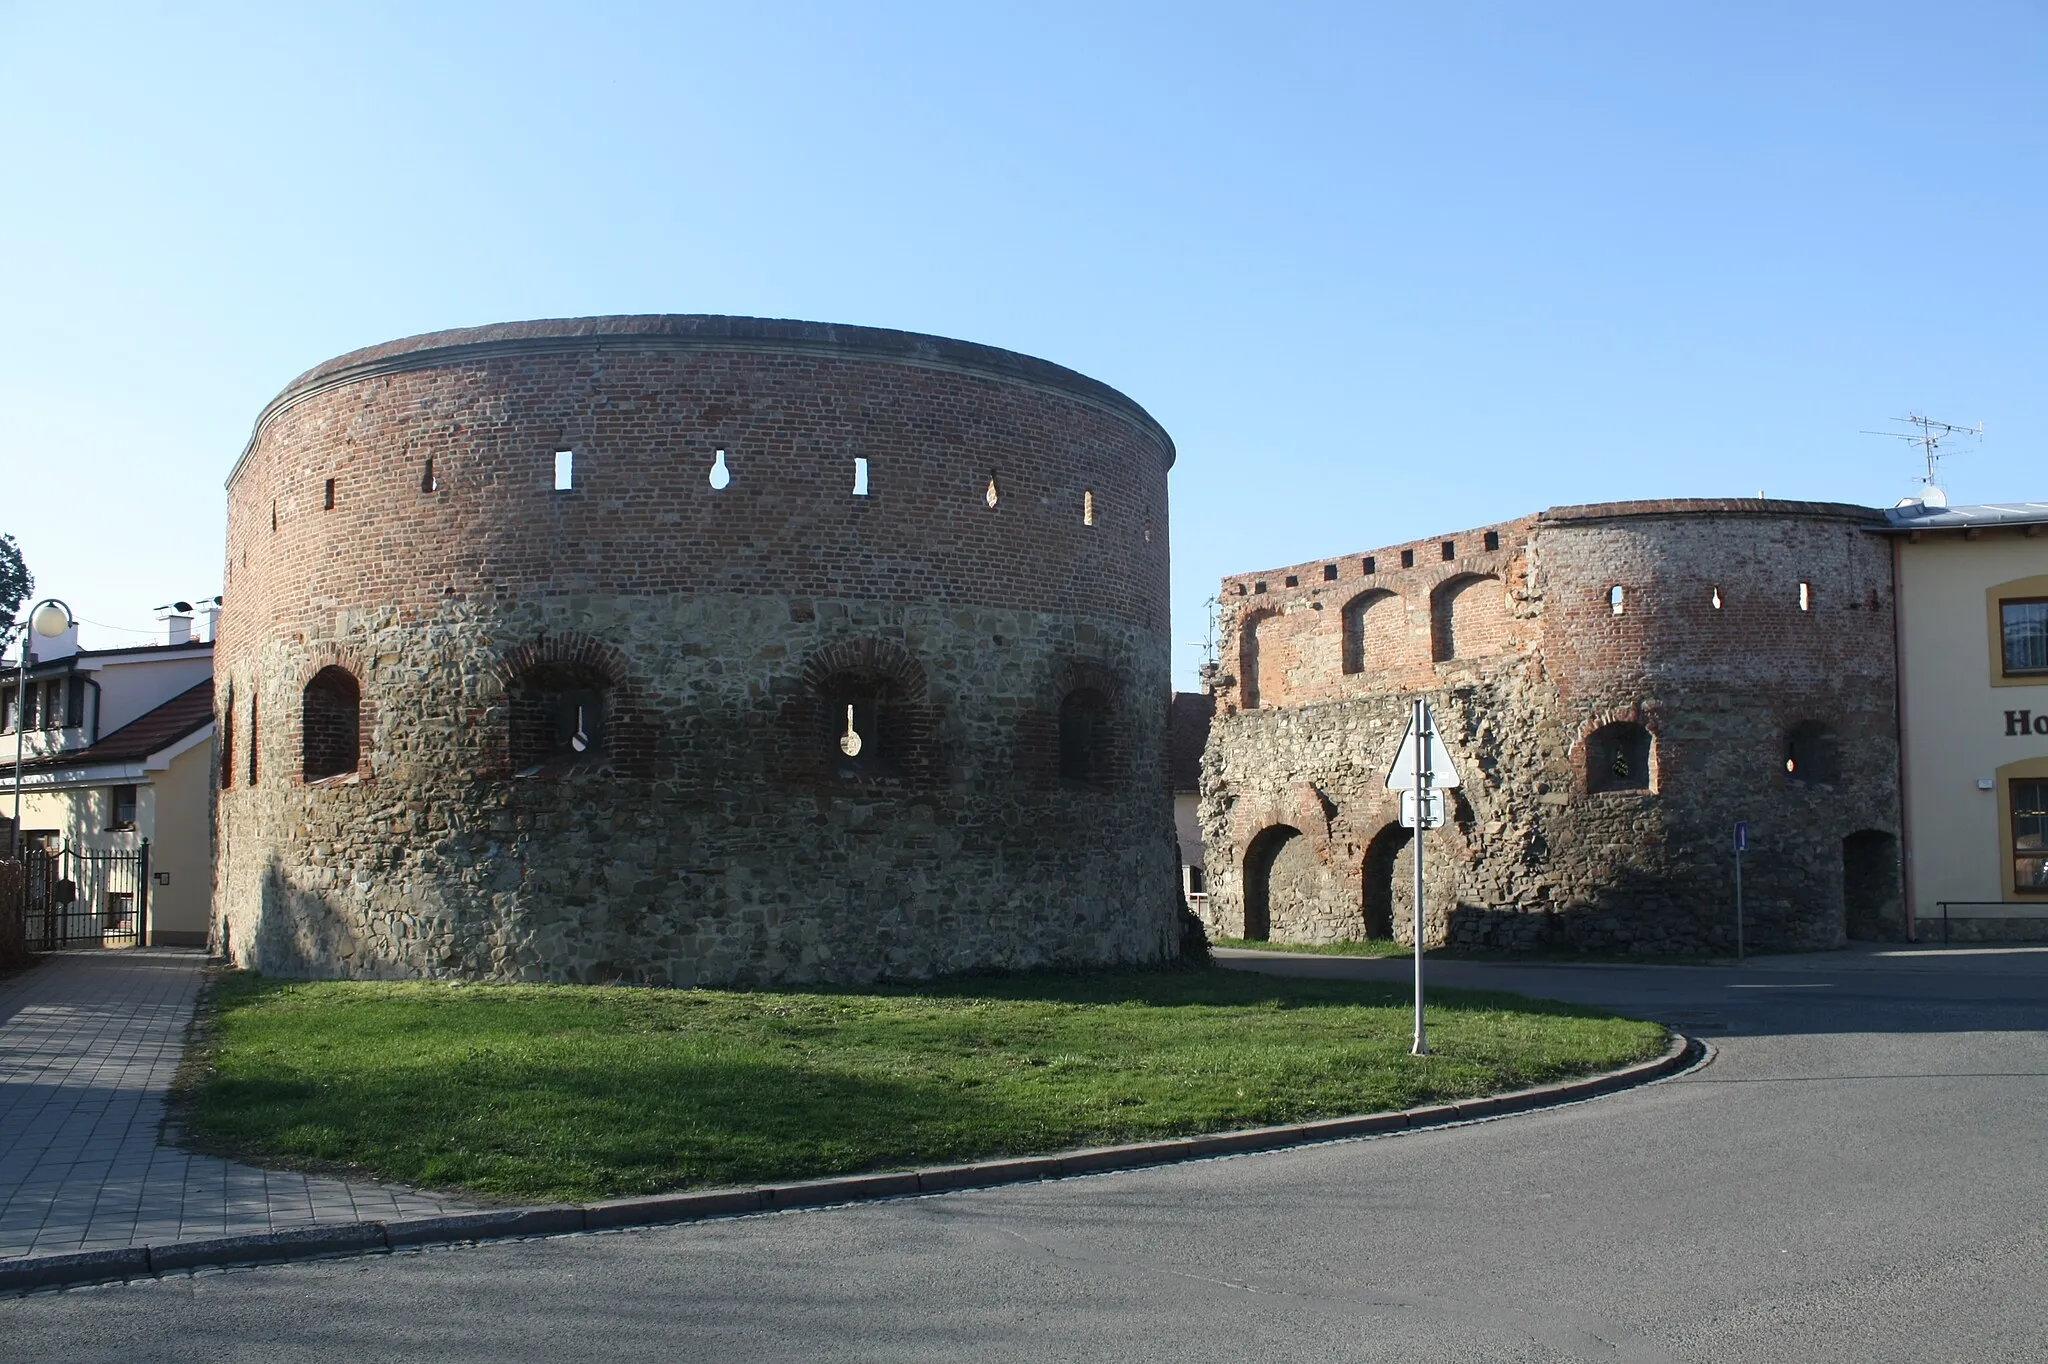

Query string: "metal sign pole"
[[1733, 820, 1747, 962], [1384, 697, 1456, 1058], [10, 639, 29, 859], [1412, 697, 1430, 1056]]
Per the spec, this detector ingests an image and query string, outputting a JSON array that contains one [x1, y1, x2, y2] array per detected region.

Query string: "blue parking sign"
[[1733, 820, 1748, 853]]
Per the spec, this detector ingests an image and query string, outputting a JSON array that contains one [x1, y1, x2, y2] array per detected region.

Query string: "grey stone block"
[[0, 1247, 151, 1293], [382, 1207, 584, 1248], [1400, 1102, 1463, 1128], [1056, 1140, 1195, 1175], [914, 1157, 1060, 1193], [147, 1223, 388, 1273], [581, 1188, 765, 1230], [762, 1173, 921, 1210]]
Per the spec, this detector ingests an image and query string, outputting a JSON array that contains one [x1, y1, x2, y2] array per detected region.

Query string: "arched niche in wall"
[[1240, 823, 1303, 941], [1341, 589, 1403, 677], [493, 633, 636, 781], [1240, 608, 1279, 709], [301, 667, 361, 782], [1431, 573, 1509, 664], [796, 638, 934, 785], [1585, 720, 1654, 794], [509, 661, 612, 778], [1785, 720, 1842, 787]]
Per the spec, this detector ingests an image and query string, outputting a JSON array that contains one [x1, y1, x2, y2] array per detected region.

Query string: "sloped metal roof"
[[1879, 500, 2048, 532]]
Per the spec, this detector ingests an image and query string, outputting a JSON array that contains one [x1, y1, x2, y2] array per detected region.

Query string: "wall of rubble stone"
[[213, 315, 1182, 985], [1200, 500, 1902, 954]]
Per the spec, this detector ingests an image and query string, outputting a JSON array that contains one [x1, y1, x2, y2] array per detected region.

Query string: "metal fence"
[[1929, 899, 2048, 945], [11, 842, 150, 951]]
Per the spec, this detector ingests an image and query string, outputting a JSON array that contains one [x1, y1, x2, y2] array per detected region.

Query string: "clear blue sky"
[[3, 3, 2041, 687]]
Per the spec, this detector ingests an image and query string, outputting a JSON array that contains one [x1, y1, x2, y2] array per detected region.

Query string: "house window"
[[2001, 599, 2048, 676], [109, 785, 137, 830], [103, 892, 134, 932], [65, 676, 85, 727], [2013, 779, 2048, 893]]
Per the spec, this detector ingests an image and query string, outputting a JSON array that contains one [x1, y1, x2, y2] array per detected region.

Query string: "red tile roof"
[[1168, 692, 1213, 794], [5, 680, 213, 772]]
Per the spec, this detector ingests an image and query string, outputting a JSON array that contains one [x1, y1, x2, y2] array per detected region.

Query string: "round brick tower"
[[1201, 499, 1902, 954], [213, 315, 1181, 985]]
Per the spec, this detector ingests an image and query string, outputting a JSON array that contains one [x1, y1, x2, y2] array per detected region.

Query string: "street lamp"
[[10, 598, 73, 859]]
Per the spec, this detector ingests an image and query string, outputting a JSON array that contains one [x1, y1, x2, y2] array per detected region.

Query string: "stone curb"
[[0, 1033, 1700, 1296]]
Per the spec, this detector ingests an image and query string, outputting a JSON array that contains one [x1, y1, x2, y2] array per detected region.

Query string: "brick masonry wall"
[[214, 316, 1182, 985], [1201, 502, 1903, 953]]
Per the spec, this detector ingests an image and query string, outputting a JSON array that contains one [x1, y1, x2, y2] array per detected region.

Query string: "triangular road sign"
[[1384, 704, 1462, 790]]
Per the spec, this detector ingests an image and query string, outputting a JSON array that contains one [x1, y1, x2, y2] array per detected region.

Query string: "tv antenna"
[[1184, 595, 1220, 671], [1862, 412, 1982, 507]]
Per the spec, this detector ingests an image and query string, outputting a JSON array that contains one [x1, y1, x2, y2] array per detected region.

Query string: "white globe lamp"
[[31, 602, 71, 638]]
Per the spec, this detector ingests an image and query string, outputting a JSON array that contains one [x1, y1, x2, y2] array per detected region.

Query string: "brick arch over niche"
[[1010, 657, 1129, 789], [1239, 607, 1280, 709], [1341, 589, 1404, 676], [790, 637, 939, 787], [1431, 572, 1510, 663], [290, 646, 375, 785], [799, 638, 929, 702], [1052, 657, 1127, 788], [1051, 656, 1122, 705], [1570, 704, 1662, 794], [492, 632, 633, 693], [490, 632, 653, 778]]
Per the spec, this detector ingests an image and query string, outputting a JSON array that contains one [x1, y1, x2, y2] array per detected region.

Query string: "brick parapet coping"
[[1222, 498, 1888, 594], [227, 314, 1176, 490], [0, 1034, 1702, 1296]]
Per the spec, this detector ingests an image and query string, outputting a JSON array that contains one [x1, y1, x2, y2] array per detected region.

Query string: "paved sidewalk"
[[0, 949, 466, 1261]]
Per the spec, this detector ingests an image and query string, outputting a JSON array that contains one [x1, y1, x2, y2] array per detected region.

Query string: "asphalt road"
[[4, 945, 2045, 1363]]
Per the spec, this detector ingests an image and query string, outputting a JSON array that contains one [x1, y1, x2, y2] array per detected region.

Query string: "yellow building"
[[1887, 499, 2048, 941], [3, 614, 215, 947]]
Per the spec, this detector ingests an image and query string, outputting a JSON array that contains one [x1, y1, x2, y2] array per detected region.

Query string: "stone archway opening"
[[1842, 829, 1901, 941], [1362, 822, 1413, 940], [1240, 825, 1300, 942]]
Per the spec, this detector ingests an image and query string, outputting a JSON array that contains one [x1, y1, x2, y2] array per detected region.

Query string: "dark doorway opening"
[[1241, 825, 1301, 942], [1362, 822, 1413, 940], [1842, 830, 1901, 941]]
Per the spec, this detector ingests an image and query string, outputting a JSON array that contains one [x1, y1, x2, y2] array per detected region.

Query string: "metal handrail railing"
[[1931, 899, 2048, 945]]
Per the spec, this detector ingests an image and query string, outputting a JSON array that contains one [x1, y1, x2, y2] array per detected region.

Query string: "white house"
[[2, 609, 216, 946]]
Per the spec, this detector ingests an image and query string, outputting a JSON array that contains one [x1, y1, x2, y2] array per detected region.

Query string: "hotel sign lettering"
[[2004, 709, 2048, 737]]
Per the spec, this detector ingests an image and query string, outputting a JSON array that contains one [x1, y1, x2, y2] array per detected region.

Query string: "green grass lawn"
[[177, 966, 1665, 1204], [1214, 938, 1732, 966], [1212, 937, 1416, 958]]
